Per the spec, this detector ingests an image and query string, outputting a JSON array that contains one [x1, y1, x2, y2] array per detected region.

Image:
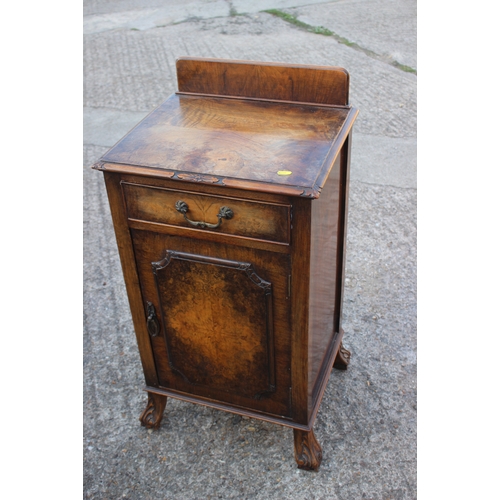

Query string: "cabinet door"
[[131, 229, 292, 418]]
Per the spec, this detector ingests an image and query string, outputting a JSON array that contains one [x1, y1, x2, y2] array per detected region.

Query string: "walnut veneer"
[[93, 57, 358, 471]]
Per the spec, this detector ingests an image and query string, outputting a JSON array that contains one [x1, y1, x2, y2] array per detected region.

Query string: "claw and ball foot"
[[139, 393, 167, 429], [333, 342, 351, 370], [293, 428, 323, 471]]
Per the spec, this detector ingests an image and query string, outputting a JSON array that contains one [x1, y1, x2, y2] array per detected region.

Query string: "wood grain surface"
[[98, 94, 353, 195], [131, 228, 292, 418], [308, 154, 341, 407], [94, 59, 357, 470], [176, 57, 350, 105], [122, 181, 291, 244]]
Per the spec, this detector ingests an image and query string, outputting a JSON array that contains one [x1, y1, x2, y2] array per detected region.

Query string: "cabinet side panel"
[[307, 155, 341, 411], [334, 134, 353, 333], [290, 198, 312, 425]]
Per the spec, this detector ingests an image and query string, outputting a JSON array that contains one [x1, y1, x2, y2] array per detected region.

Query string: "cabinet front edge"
[[92, 162, 324, 198]]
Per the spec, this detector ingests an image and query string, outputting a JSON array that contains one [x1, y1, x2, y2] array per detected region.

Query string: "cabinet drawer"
[[121, 182, 291, 244]]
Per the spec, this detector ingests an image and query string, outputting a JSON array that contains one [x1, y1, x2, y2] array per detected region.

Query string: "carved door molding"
[[151, 250, 276, 401]]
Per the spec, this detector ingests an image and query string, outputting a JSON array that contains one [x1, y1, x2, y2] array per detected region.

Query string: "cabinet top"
[[93, 58, 358, 198]]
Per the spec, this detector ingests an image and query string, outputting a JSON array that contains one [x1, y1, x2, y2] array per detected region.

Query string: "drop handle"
[[175, 200, 234, 229], [146, 302, 160, 337]]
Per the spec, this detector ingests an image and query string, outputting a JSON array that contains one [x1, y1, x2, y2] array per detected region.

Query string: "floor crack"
[[263, 9, 416, 75]]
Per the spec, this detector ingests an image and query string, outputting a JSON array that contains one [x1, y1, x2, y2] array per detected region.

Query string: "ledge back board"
[[176, 57, 350, 106]]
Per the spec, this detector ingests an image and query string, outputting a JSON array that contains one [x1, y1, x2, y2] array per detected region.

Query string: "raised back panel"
[[176, 57, 350, 106]]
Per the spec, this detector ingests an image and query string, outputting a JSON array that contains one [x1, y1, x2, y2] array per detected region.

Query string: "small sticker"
[[277, 170, 292, 176]]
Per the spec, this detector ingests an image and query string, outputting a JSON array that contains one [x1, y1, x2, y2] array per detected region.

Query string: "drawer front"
[[121, 182, 291, 244]]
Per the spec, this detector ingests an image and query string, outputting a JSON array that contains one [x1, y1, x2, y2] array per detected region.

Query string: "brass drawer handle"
[[146, 302, 160, 337], [175, 200, 234, 229]]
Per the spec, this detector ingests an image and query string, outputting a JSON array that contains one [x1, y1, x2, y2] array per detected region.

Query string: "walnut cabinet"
[[93, 57, 358, 470]]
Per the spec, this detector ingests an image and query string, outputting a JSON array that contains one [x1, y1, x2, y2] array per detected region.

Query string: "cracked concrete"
[[284, 0, 417, 71], [84, 1, 417, 498], [83, 0, 334, 34]]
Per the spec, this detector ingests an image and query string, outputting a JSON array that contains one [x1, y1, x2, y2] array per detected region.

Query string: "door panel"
[[131, 229, 292, 417], [152, 251, 275, 400]]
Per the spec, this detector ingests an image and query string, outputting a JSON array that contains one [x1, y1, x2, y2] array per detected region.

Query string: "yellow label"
[[277, 170, 292, 176]]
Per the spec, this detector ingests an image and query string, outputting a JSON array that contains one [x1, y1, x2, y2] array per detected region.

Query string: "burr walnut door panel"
[[131, 229, 292, 418]]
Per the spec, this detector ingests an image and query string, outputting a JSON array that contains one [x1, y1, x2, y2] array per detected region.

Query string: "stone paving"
[[84, 1, 417, 498]]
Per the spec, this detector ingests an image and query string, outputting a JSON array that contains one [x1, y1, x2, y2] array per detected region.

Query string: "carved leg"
[[333, 342, 351, 370], [139, 392, 167, 429], [293, 428, 323, 471]]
